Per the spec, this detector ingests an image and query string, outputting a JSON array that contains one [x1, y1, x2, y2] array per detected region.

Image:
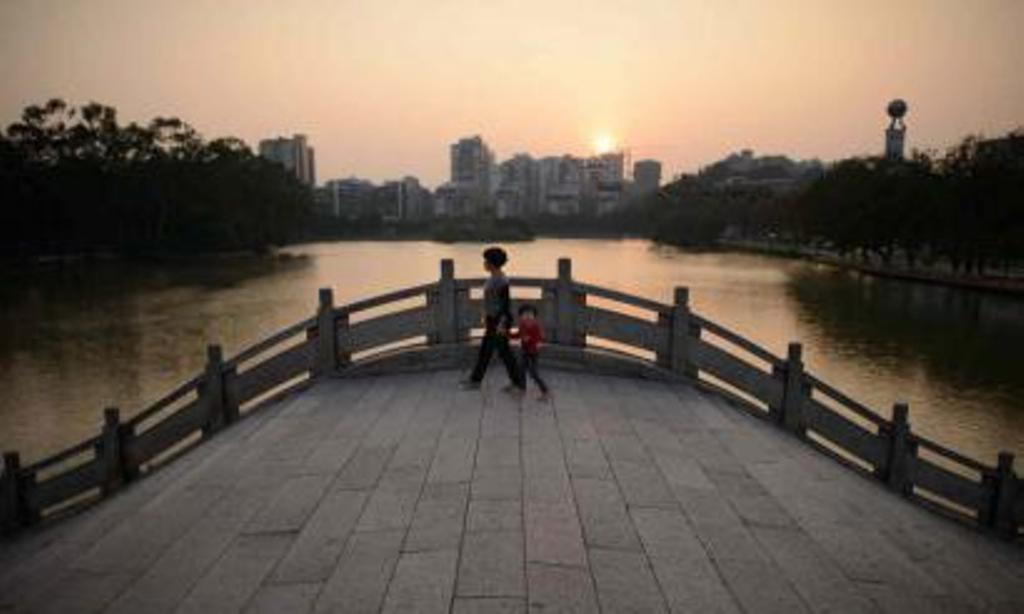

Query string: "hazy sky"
[[2, 0, 1022, 186]]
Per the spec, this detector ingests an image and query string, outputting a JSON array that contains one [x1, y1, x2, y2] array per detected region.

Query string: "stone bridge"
[[1, 259, 1022, 612]]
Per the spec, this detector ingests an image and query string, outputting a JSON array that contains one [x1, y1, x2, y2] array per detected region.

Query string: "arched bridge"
[[1, 258, 1022, 612]]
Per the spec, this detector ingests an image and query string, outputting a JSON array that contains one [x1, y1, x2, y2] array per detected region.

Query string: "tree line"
[[4, 98, 1019, 274], [0, 99, 312, 258], [624, 129, 1024, 276]]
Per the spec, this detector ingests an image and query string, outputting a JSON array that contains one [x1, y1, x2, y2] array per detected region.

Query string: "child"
[[509, 304, 549, 400], [462, 247, 525, 391]]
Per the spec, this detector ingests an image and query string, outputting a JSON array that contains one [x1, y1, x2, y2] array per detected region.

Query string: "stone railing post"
[[336, 311, 351, 366], [122, 422, 140, 482], [541, 281, 557, 338], [201, 344, 228, 436], [989, 452, 1018, 537], [555, 258, 583, 346], [316, 288, 339, 375], [670, 288, 695, 377], [99, 407, 124, 495], [436, 259, 458, 344], [223, 360, 240, 424], [884, 402, 914, 495], [656, 309, 671, 369], [779, 343, 806, 433], [426, 284, 438, 345], [1, 451, 22, 534], [455, 284, 471, 344]]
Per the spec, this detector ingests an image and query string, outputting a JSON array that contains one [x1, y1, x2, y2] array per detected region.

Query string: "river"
[[1, 239, 1022, 467]]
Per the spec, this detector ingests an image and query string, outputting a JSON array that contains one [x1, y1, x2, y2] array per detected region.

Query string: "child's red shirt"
[[509, 319, 544, 355]]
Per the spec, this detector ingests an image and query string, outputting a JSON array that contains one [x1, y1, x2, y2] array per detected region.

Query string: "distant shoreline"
[[720, 238, 1024, 296], [8, 236, 1024, 297], [0, 248, 308, 272]]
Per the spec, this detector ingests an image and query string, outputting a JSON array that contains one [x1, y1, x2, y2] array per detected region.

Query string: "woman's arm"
[[497, 283, 513, 330]]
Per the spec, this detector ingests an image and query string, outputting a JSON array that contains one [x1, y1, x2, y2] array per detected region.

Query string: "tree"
[[0, 100, 312, 257]]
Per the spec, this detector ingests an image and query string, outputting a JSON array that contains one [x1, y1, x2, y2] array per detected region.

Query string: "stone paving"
[[1, 369, 1023, 613]]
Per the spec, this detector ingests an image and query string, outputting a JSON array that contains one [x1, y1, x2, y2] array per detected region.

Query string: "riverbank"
[[0, 248, 308, 273], [720, 238, 1024, 296], [302, 216, 536, 244]]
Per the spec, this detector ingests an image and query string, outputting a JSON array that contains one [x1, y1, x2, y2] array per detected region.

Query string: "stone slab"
[[271, 489, 368, 583], [177, 533, 293, 614], [572, 477, 641, 550], [468, 499, 523, 534], [525, 563, 599, 614], [244, 582, 322, 614], [405, 482, 470, 552], [314, 529, 404, 614], [524, 501, 587, 568], [588, 548, 667, 613], [457, 531, 526, 597], [381, 549, 459, 613]]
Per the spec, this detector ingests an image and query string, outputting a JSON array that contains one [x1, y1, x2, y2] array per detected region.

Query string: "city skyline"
[[2, 0, 1023, 186]]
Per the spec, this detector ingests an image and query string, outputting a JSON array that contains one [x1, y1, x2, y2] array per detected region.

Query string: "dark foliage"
[[633, 130, 1024, 273], [0, 99, 312, 258]]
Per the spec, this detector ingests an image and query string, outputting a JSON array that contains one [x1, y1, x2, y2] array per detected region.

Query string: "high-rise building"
[[633, 160, 662, 195], [538, 156, 584, 216], [306, 147, 316, 186], [324, 176, 431, 220], [450, 135, 494, 189], [449, 136, 495, 215], [495, 154, 539, 218], [433, 183, 458, 217], [259, 134, 316, 186], [374, 182, 403, 222], [325, 177, 375, 218], [397, 176, 431, 219], [579, 152, 627, 215], [584, 152, 625, 184]]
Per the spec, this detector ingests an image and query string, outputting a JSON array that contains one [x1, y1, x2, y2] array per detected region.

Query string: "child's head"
[[482, 246, 508, 273], [518, 304, 537, 321]]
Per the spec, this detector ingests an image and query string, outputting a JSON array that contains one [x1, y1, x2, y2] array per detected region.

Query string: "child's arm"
[[507, 328, 521, 340]]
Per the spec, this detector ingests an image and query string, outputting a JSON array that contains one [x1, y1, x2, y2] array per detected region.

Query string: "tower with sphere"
[[885, 99, 908, 160]]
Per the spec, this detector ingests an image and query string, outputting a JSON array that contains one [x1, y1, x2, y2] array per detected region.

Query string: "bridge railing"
[[2, 258, 1020, 540]]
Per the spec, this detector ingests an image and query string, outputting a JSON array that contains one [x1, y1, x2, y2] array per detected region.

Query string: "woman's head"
[[482, 246, 508, 272]]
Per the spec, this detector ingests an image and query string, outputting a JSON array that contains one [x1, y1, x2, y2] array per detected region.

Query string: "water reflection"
[[788, 267, 1024, 396], [785, 266, 1024, 461], [0, 256, 313, 459]]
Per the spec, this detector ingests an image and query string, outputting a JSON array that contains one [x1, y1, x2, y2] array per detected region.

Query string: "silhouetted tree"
[[635, 128, 1024, 274], [0, 99, 312, 258]]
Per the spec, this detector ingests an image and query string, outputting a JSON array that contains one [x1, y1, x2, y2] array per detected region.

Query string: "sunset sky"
[[1, 0, 1022, 187]]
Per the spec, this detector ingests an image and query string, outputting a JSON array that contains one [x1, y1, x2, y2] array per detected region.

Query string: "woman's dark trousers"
[[470, 320, 524, 387]]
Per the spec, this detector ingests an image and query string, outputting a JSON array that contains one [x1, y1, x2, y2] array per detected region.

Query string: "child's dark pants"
[[521, 351, 548, 393], [470, 318, 524, 387]]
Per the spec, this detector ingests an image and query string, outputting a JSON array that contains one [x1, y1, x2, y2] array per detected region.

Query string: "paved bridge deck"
[[1, 370, 1022, 613]]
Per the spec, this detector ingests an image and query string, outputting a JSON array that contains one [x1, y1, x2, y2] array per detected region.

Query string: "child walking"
[[462, 247, 525, 391], [509, 305, 549, 400]]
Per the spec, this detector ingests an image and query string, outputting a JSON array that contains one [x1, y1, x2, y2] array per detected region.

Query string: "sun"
[[593, 134, 616, 154]]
